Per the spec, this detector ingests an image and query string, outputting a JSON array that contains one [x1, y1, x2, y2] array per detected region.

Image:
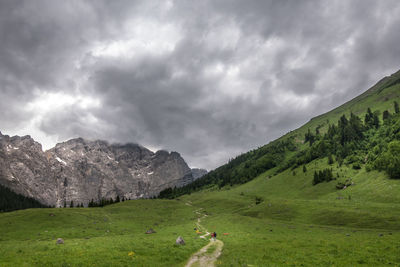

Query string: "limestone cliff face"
[[0, 131, 194, 207], [191, 168, 208, 180]]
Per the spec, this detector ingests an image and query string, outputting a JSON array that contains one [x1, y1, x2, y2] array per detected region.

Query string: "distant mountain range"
[[0, 133, 206, 207]]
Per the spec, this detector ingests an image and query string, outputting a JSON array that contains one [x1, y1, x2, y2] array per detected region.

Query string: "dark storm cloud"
[[1, 0, 400, 169]]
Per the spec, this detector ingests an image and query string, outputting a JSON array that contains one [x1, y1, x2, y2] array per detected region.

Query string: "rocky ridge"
[[0, 131, 200, 207]]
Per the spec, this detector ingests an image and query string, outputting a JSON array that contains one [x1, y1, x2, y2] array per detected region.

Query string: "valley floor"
[[1, 168, 400, 266]]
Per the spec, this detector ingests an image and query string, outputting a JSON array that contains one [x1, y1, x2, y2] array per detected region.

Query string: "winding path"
[[185, 207, 224, 267]]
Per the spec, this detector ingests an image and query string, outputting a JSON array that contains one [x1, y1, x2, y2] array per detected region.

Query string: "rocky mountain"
[[191, 168, 208, 180], [0, 131, 195, 207]]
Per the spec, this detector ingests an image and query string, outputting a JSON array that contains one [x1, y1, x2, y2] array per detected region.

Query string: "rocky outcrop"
[[191, 168, 208, 180], [0, 131, 196, 207]]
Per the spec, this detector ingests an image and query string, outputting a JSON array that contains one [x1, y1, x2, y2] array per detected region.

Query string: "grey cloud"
[[1, 0, 400, 169]]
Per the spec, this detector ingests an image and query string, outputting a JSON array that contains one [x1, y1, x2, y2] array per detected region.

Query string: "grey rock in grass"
[[145, 228, 156, 234], [56, 238, 64, 244], [176, 236, 185, 245]]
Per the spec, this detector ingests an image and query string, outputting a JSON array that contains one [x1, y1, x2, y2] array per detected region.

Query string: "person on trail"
[[211, 232, 217, 241]]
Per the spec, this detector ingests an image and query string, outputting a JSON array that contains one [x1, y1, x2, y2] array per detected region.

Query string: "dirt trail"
[[185, 207, 224, 267]]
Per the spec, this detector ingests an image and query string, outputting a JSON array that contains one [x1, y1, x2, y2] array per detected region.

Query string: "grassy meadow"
[[1, 164, 400, 266], [0, 200, 206, 266]]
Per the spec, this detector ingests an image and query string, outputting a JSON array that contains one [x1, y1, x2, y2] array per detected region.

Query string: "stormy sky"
[[1, 0, 400, 169]]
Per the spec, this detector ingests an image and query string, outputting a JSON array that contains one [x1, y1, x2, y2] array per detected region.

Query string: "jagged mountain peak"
[[0, 132, 197, 207]]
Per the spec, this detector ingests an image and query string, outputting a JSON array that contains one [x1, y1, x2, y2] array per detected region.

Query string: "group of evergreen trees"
[[65, 201, 85, 208], [0, 184, 49, 212], [159, 138, 297, 199], [87, 195, 127, 207], [312, 168, 334, 185]]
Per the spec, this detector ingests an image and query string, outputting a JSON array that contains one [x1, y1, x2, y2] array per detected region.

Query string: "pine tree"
[[373, 111, 380, 128], [116, 195, 120, 202], [394, 101, 399, 114], [70, 200, 74, 208], [365, 108, 374, 128], [383, 110, 390, 121], [328, 154, 334, 165], [303, 165, 307, 173]]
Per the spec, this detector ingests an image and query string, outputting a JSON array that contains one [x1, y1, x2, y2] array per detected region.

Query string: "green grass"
[[0, 200, 205, 267], [178, 165, 400, 266], [1, 163, 400, 266]]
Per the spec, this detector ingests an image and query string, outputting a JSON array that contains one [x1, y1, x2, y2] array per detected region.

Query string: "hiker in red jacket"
[[211, 232, 217, 241]]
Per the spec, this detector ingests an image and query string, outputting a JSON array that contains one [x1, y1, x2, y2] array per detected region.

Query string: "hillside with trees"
[[159, 70, 400, 199]]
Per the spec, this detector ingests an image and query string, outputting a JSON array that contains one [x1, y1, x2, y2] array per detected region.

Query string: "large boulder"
[[176, 236, 185, 245]]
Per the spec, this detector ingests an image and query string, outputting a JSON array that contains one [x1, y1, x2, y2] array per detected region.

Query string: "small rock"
[[56, 238, 64, 244], [379, 233, 384, 237], [176, 236, 185, 245], [49, 213, 55, 217], [145, 228, 156, 234]]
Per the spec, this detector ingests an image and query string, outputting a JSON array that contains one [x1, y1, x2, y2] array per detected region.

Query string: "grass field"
[[0, 200, 206, 266], [179, 166, 400, 266], [1, 165, 400, 266]]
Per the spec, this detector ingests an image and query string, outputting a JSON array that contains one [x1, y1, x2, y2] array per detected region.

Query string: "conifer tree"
[[328, 154, 334, 165], [394, 101, 399, 114], [383, 110, 390, 121]]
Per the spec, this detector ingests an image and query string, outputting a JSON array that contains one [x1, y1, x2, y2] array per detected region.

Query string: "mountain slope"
[[160, 69, 400, 198]]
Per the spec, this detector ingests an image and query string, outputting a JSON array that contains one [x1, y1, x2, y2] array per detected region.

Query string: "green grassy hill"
[[1, 70, 400, 266]]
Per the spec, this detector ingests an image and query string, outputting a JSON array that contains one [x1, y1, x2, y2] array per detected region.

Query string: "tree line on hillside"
[[159, 138, 296, 199], [0, 181, 134, 212], [312, 168, 334, 185], [297, 101, 400, 181], [0, 184, 49, 212], [159, 101, 400, 198], [63, 195, 131, 208], [87, 195, 129, 207]]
